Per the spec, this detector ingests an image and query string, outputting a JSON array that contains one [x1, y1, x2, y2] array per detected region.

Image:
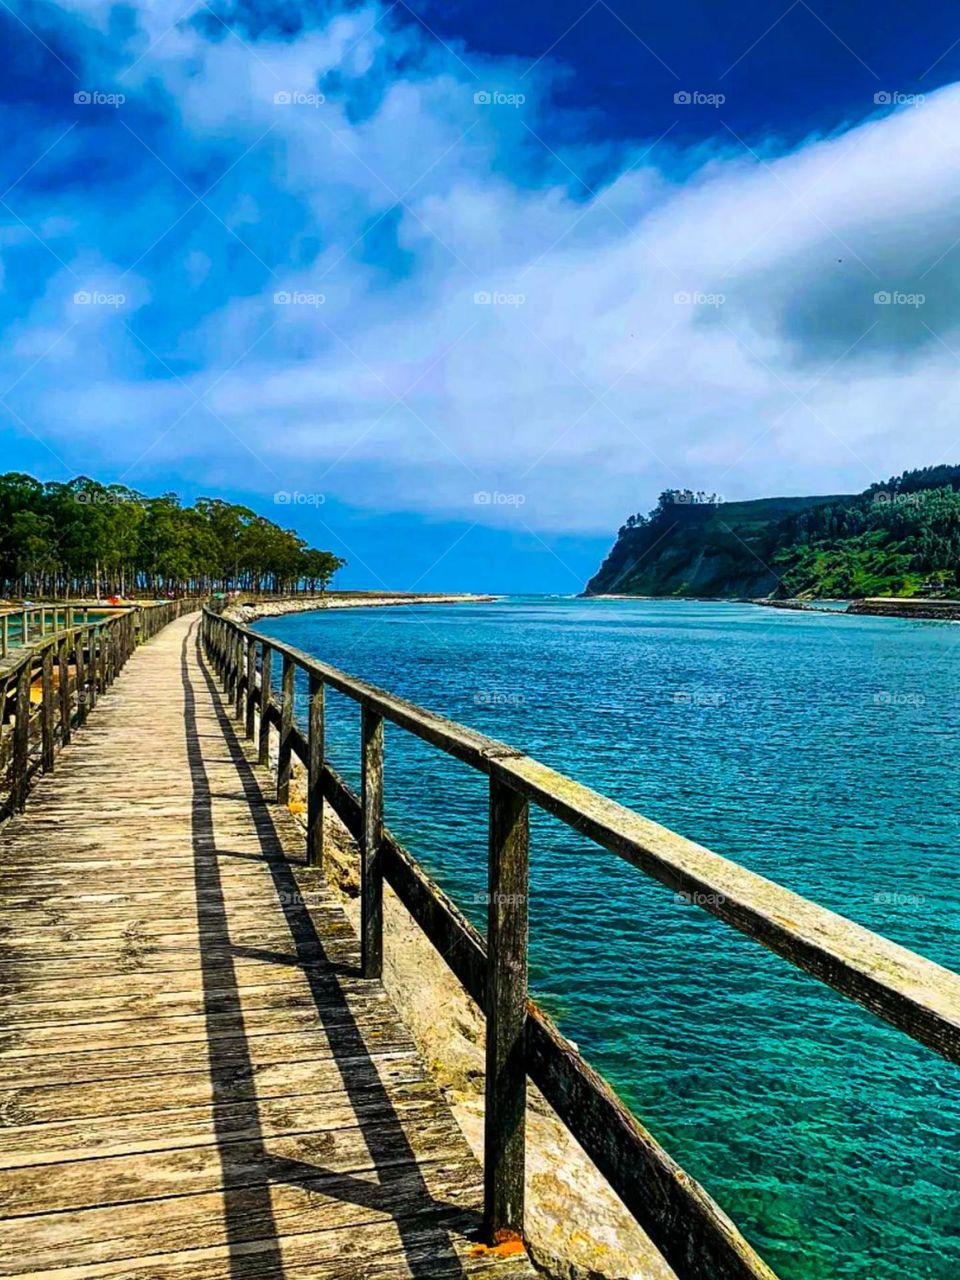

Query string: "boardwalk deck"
[[0, 615, 535, 1280]]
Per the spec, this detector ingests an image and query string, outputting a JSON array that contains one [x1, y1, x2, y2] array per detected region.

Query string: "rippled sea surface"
[[254, 598, 960, 1280]]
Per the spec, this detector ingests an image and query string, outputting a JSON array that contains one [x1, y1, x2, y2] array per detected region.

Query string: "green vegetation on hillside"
[[0, 473, 345, 599], [586, 466, 960, 599]]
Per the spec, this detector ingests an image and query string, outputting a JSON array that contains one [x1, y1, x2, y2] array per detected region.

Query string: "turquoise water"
[[254, 598, 960, 1280]]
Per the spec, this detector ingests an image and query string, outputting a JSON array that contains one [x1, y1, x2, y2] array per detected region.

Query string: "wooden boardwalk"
[[0, 615, 534, 1280]]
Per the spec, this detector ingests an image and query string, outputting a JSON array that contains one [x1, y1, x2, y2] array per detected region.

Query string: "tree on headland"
[[0, 473, 346, 600]]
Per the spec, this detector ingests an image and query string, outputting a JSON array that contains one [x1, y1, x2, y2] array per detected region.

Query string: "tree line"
[[0, 473, 346, 600]]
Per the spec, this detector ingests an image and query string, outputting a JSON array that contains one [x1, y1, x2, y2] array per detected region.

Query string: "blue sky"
[[3, 1, 960, 592]]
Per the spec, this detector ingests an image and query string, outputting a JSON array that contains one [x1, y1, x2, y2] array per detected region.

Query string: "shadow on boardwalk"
[[181, 626, 474, 1278]]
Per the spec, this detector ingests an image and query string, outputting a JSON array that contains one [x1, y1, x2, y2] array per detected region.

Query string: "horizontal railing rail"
[[0, 600, 198, 818], [0, 604, 117, 658], [202, 607, 960, 1280]]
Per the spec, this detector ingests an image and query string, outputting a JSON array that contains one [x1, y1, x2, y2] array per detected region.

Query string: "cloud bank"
[[2, 0, 960, 534]]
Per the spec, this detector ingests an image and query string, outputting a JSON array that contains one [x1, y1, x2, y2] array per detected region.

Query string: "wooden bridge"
[[1, 606, 959, 1280]]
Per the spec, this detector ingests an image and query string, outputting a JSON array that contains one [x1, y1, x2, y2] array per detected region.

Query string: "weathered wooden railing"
[[0, 600, 197, 817], [202, 607, 960, 1280], [0, 604, 111, 657]]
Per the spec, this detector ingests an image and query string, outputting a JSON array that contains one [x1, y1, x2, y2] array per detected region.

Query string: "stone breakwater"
[[225, 592, 496, 623], [754, 597, 960, 620], [752, 598, 842, 614], [847, 597, 960, 620]]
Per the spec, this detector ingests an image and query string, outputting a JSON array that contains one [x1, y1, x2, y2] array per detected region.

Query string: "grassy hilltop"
[[586, 466, 960, 599]]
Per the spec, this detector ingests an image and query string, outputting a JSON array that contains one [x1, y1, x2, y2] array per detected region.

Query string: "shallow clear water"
[[254, 598, 960, 1280]]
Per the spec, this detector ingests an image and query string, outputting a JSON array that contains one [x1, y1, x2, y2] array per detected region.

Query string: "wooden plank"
[[2, 972, 364, 1026], [0, 1110, 470, 1218], [0, 1019, 413, 1091], [0, 1160, 521, 1278], [0, 992, 395, 1058], [0, 1080, 441, 1168]]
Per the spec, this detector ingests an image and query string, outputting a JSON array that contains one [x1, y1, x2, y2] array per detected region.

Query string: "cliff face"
[[586, 494, 847, 598]]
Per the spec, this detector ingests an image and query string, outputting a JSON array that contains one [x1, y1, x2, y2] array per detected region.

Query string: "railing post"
[[98, 625, 107, 694], [224, 623, 234, 692], [277, 653, 294, 804], [107, 624, 117, 686], [231, 629, 241, 699], [58, 633, 72, 747], [12, 660, 31, 812], [361, 705, 384, 979], [307, 673, 324, 868], [258, 643, 272, 766], [235, 633, 246, 721], [75, 630, 87, 726], [41, 646, 55, 773], [484, 774, 529, 1246], [87, 629, 98, 711], [224, 627, 235, 696], [1, 613, 8, 657], [245, 634, 256, 739]]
